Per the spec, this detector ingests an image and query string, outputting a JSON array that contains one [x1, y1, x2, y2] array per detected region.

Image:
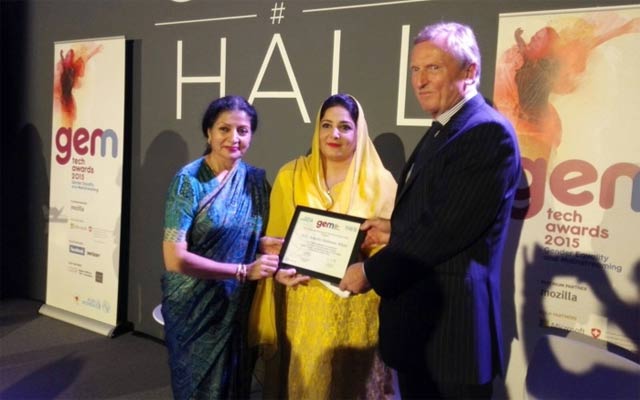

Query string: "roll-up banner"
[[41, 36, 126, 336], [494, 5, 639, 397]]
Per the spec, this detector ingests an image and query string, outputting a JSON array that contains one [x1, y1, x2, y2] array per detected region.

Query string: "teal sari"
[[161, 158, 269, 399]]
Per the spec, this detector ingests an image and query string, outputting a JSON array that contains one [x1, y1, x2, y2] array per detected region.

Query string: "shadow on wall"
[[494, 168, 528, 399], [522, 245, 640, 362], [494, 147, 639, 399], [525, 333, 640, 399], [520, 244, 640, 399], [129, 130, 188, 338], [2, 123, 49, 300], [373, 132, 406, 183]]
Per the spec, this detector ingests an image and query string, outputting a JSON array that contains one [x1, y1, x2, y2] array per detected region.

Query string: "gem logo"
[[316, 220, 338, 230], [591, 328, 602, 339], [513, 158, 639, 219], [55, 127, 119, 165]]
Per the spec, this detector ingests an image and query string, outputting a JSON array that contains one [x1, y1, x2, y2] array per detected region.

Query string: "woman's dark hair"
[[201, 95, 258, 138], [319, 93, 359, 123]]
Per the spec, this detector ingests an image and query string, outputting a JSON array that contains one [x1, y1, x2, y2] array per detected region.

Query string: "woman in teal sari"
[[161, 95, 279, 399]]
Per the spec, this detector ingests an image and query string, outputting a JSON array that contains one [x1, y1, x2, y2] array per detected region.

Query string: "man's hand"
[[339, 262, 371, 294], [361, 218, 391, 251]]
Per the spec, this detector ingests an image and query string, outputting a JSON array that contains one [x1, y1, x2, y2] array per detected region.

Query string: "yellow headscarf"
[[249, 94, 397, 354], [289, 95, 396, 218]]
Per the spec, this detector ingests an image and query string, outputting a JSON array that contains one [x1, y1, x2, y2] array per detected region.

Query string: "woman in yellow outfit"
[[250, 94, 398, 399]]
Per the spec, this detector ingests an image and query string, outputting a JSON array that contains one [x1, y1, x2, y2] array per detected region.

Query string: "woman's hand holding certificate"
[[278, 206, 365, 284]]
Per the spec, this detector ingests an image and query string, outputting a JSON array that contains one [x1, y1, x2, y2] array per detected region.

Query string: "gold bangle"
[[235, 263, 243, 282], [236, 263, 247, 283]]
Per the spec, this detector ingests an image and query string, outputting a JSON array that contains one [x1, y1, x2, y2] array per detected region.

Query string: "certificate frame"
[[279, 206, 365, 284]]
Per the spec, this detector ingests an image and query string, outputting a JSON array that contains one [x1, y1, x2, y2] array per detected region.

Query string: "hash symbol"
[[270, 2, 285, 25]]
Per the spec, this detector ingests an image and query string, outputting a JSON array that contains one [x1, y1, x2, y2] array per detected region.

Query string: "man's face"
[[410, 40, 473, 118]]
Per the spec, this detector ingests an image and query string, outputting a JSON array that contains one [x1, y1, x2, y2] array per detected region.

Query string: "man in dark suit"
[[340, 22, 521, 399]]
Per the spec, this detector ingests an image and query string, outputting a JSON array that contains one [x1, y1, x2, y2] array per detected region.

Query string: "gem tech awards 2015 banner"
[[494, 5, 639, 397], [41, 36, 126, 336]]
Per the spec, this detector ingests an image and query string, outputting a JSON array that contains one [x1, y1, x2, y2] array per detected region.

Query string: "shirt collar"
[[434, 88, 478, 127]]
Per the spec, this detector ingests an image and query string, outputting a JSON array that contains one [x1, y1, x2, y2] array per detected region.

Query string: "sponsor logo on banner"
[[69, 244, 85, 255]]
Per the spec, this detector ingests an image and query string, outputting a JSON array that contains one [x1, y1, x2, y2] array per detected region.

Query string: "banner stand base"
[[39, 304, 117, 337]]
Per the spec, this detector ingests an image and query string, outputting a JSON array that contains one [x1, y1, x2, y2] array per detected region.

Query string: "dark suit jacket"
[[364, 94, 520, 384]]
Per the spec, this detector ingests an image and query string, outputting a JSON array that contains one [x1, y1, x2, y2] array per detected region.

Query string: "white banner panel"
[[494, 5, 640, 397], [44, 37, 125, 332]]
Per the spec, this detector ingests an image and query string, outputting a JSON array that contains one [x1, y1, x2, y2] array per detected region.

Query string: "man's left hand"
[[339, 262, 371, 294]]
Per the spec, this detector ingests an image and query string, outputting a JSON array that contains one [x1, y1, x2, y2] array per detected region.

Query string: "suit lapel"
[[396, 96, 486, 204], [398, 123, 438, 185]]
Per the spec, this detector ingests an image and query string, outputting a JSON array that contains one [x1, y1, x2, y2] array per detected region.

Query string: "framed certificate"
[[279, 206, 365, 284]]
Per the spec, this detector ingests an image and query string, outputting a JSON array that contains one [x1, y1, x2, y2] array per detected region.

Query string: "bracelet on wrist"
[[235, 263, 247, 283]]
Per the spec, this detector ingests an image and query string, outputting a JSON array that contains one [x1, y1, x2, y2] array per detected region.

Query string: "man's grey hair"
[[414, 22, 481, 88]]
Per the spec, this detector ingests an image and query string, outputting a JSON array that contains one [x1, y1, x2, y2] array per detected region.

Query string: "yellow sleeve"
[[249, 161, 297, 354], [266, 161, 297, 238]]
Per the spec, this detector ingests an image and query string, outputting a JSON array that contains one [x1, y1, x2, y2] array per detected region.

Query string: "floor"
[[1, 298, 172, 399], [0, 298, 267, 399]]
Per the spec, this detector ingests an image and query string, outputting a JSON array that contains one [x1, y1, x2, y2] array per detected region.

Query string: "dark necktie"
[[403, 121, 443, 183], [418, 121, 443, 153]]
